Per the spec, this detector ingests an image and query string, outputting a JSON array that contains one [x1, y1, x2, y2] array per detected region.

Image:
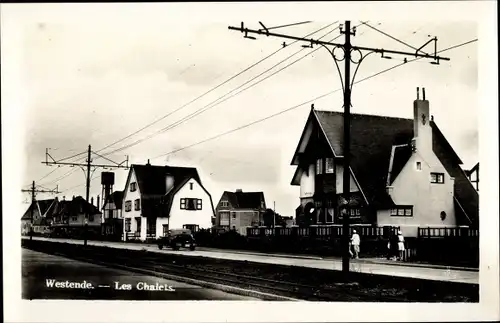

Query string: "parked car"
[[157, 229, 196, 251]]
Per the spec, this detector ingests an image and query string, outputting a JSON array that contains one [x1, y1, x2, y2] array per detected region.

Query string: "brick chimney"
[[97, 195, 100, 210], [236, 189, 243, 193], [413, 87, 432, 153]]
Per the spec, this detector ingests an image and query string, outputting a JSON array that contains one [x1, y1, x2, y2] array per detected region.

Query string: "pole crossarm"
[[228, 24, 450, 62], [229, 20, 453, 274], [42, 161, 128, 169]]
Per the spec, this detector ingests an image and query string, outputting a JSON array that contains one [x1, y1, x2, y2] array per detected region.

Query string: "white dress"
[[398, 235, 405, 251]]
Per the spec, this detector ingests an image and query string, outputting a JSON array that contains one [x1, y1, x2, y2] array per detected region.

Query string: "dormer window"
[[130, 182, 137, 192], [416, 162, 422, 171]]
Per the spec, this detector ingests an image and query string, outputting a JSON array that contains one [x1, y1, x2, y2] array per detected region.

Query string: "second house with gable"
[[122, 160, 215, 241]]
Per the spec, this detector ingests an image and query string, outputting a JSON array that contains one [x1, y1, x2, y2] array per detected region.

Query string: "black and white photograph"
[[2, 1, 499, 322]]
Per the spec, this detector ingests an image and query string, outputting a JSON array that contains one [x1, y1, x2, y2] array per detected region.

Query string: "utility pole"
[[229, 21, 450, 274], [273, 201, 276, 228], [341, 21, 353, 273], [21, 181, 59, 241], [43, 144, 128, 246]]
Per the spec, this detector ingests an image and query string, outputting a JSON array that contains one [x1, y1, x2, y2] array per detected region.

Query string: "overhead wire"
[[92, 22, 337, 155], [35, 22, 337, 188], [149, 38, 478, 161], [99, 24, 345, 157]]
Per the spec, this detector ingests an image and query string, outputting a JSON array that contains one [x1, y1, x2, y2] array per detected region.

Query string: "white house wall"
[[156, 217, 170, 238], [378, 150, 456, 238], [335, 165, 360, 193], [122, 169, 142, 237], [169, 179, 213, 230], [299, 164, 315, 198]]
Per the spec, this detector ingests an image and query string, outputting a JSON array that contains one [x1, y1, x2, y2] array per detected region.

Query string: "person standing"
[[351, 229, 361, 259], [386, 234, 392, 260], [397, 230, 405, 261]]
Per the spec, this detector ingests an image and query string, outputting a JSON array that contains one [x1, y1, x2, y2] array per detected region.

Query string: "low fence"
[[194, 225, 478, 267], [247, 225, 400, 240], [418, 227, 479, 238]]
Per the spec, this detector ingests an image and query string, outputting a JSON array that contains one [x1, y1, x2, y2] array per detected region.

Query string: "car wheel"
[[158, 244, 163, 250]]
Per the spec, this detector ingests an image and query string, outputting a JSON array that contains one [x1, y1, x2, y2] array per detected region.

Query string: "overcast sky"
[[4, 4, 481, 217]]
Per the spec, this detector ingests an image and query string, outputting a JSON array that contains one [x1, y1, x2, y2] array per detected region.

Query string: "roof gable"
[[103, 191, 124, 209], [53, 196, 102, 216], [21, 198, 57, 220], [125, 163, 213, 217], [295, 109, 471, 210], [131, 164, 201, 197]]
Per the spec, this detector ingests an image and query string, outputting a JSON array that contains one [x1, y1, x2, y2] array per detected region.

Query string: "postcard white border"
[[2, 1, 499, 322]]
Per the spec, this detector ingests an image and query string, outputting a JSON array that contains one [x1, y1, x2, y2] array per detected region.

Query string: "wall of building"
[[299, 164, 315, 198], [67, 211, 102, 227], [378, 100, 456, 237], [229, 210, 259, 230], [155, 217, 170, 238], [169, 179, 213, 230], [123, 169, 142, 239], [102, 201, 121, 221], [335, 165, 360, 193]]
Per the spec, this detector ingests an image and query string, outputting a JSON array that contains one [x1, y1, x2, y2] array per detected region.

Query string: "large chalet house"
[[215, 189, 267, 234], [21, 198, 58, 235], [291, 89, 479, 237], [122, 161, 215, 241]]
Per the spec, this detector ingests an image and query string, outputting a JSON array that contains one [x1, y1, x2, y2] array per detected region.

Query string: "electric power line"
[[32, 23, 337, 187], [99, 25, 345, 157], [93, 22, 337, 155], [149, 38, 477, 161]]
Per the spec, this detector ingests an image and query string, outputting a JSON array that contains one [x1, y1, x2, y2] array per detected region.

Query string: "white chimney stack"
[[413, 87, 432, 153]]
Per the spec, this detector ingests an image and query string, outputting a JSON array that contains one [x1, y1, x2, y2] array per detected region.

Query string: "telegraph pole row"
[[21, 181, 59, 241], [42, 144, 129, 245], [229, 20, 450, 274]]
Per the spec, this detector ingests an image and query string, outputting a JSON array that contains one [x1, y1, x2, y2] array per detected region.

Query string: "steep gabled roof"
[[131, 164, 201, 197], [53, 196, 102, 216], [103, 191, 124, 210], [290, 109, 477, 220], [126, 163, 213, 217], [223, 191, 266, 209], [311, 110, 414, 208], [21, 198, 57, 220]]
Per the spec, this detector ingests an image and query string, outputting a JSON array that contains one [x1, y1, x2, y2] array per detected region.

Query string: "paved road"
[[22, 248, 260, 300], [24, 236, 479, 284]]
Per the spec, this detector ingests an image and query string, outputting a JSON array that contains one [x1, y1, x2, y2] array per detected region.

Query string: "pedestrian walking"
[[351, 229, 360, 259], [397, 230, 405, 261]]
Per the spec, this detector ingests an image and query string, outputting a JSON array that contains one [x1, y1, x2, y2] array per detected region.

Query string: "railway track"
[[24, 242, 404, 301]]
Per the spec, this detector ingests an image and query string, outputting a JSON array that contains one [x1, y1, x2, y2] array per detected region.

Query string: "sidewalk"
[[199, 247, 478, 272], [23, 237, 479, 284], [353, 257, 479, 272]]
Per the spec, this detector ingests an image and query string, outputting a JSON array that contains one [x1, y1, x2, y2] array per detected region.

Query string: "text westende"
[[45, 279, 176, 291]]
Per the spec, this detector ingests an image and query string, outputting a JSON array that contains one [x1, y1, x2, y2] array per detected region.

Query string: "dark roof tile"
[[293, 109, 478, 222], [224, 191, 266, 209]]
